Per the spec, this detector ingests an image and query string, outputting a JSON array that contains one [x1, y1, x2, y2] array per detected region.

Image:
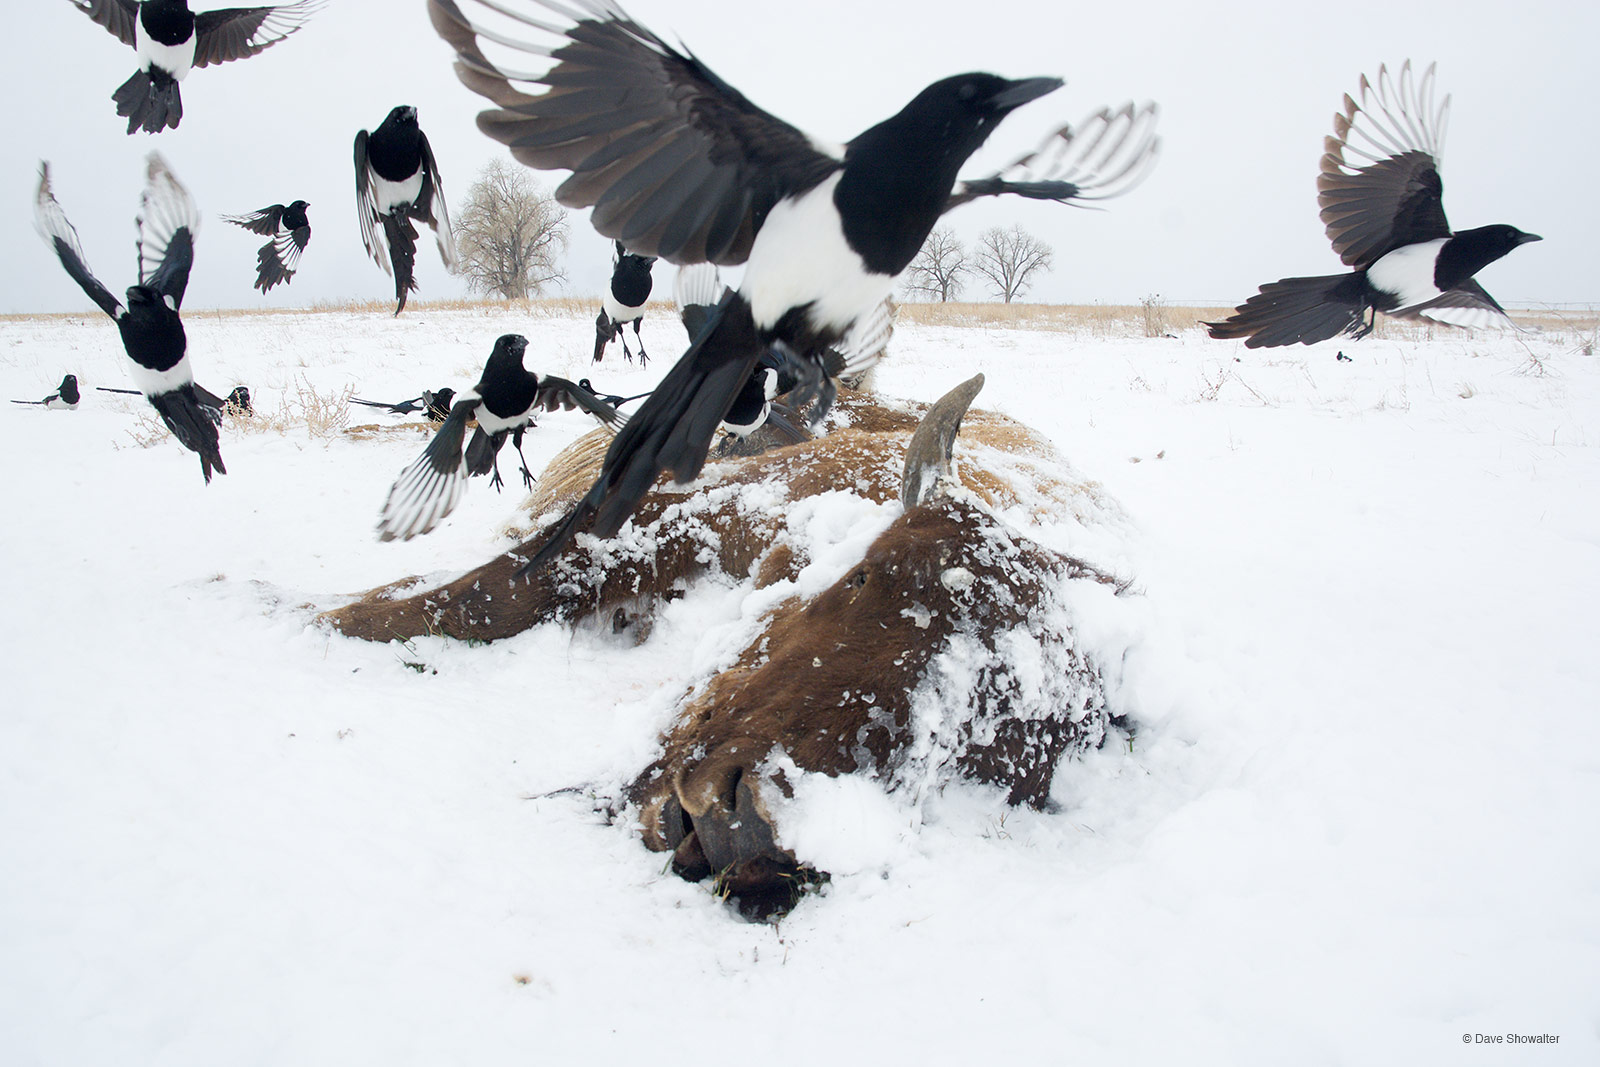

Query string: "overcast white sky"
[[5, 0, 1594, 314]]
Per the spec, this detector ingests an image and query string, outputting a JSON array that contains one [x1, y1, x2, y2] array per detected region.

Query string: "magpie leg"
[[633, 317, 649, 367], [514, 425, 537, 489], [489, 456, 506, 493]]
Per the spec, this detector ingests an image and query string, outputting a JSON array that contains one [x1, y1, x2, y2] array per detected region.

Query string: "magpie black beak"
[[989, 77, 1063, 112], [1515, 232, 1543, 246]]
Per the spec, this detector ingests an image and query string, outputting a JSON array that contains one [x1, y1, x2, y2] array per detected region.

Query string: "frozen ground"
[[3, 304, 1597, 1064]]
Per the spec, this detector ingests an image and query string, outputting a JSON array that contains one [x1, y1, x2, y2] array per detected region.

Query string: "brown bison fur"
[[320, 388, 1112, 645], [629, 493, 1118, 912]]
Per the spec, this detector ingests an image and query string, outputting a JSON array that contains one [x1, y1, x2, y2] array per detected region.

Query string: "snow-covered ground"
[[3, 304, 1597, 1064]]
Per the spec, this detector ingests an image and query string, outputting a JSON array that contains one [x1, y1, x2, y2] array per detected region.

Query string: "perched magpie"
[[593, 240, 657, 364], [12, 374, 82, 410], [377, 334, 624, 542], [223, 199, 310, 293], [69, 0, 325, 134], [98, 380, 242, 412], [428, 0, 1159, 574], [355, 106, 459, 315], [34, 154, 226, 483], [350, 387, 457, 421], [1207, 62, 1541, 349]]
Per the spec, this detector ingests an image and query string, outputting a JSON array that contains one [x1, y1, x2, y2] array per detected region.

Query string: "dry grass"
[[895, 300, 1232, 336], [122, 378, 356, 450]]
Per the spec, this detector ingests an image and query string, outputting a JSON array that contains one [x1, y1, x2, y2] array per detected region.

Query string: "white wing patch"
[[1334, 60, 1450, 172], [377, 449, 468, 543], [674, 263, 726, 310], [136, 152, 200, 288], [988, 103, 1162, 202]]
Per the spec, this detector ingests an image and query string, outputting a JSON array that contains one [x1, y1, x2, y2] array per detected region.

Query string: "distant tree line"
[[902, 224, 1055, 304]]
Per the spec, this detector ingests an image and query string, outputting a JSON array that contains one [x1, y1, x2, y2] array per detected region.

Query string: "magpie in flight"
[[355, 106, 459, 315], [68, 0, 325, 134], [223, 199, 310, 293], [12, 374, 82, 410], [34, 154, 227, 483], [1207, 62, 1541, 349], [428, 0, 1159, 573], [350, 387, 457, 421], [377, 334, 624, 542], [594, 240, 657, 364]]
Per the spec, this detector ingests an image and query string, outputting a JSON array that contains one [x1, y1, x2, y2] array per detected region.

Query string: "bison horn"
[[900, 373, 985, 510]]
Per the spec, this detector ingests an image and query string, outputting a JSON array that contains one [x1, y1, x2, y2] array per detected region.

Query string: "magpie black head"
[[124, 285, 170, 310], [889, 74, 1062, 156], [288, 199, 310, 212], [487, 333, 530, 369], [1459, 224, 1542, 252], [382, 105, 419, 130]]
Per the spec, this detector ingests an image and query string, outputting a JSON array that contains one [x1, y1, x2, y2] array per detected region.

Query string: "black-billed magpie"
[[223, 199, 310, 293], [69, 0, 325, 134], [1207, 62, 1541, 349], [428, 0, 1159, 574], [350, 387, 457, 421], [594, 240, 656, 364], [12, 374, 82, 410], [34, 154, 226, 483], [355, 106, 458, 316], [576, 379, 651, 410], [377, 334, 624, 542]]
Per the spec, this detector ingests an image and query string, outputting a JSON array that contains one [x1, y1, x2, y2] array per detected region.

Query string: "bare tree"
[[453, 158, 568, 299], [972, 225, 1054, 304], [902, 226, 968, 302]]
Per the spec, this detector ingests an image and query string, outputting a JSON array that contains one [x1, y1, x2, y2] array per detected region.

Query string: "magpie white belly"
[[1367, 239, 1448, 310], [136, 26, 195, 80], [602, 289, 643, 323], [475, 406, 529, 435], [127, 353, 195, 397], [372, 171, 425, 214], [741, 172, 893, 336]]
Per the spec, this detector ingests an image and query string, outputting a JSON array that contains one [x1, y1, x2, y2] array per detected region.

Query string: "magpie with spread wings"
[[34, 154, 227, 482], [377, 335, 624, 542], [1207, 62, 1541, 348], [67, 0, 325, 134], [223, 199, 310, 293], [355, 106, 459, 316], [427, 0, 1159, 575]]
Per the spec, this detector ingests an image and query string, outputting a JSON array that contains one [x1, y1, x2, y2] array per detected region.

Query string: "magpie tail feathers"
[[951, 103, 1161, 210], [464, 426, 501, 477], [376, 403, 474, 541], [517, 293, 760, 576], [1205, 272, 1370, 349], [113, 69, 183, 135], [383, 214, 419, 314], [149, 388, 227, 483]]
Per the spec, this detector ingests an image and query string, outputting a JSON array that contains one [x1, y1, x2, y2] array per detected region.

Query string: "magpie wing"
[[534, 375, 625, 432], [354, 129, 390, 273], [417, 130, 459, 268], [1400, 279, 1515, 330], [946, 103, 1161, 211], [137, 153, 200, 308], [223, 205, 285, 236], [1318, 61, 1453, 269], [33, 162, 123, 320], [427, 0, 840, 264], [824, 296, 895, 381], [192, 1, 325, 68], [673, 262, 727, 342], [69, 0, 139, 47], [376, 399, 476, 542]]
